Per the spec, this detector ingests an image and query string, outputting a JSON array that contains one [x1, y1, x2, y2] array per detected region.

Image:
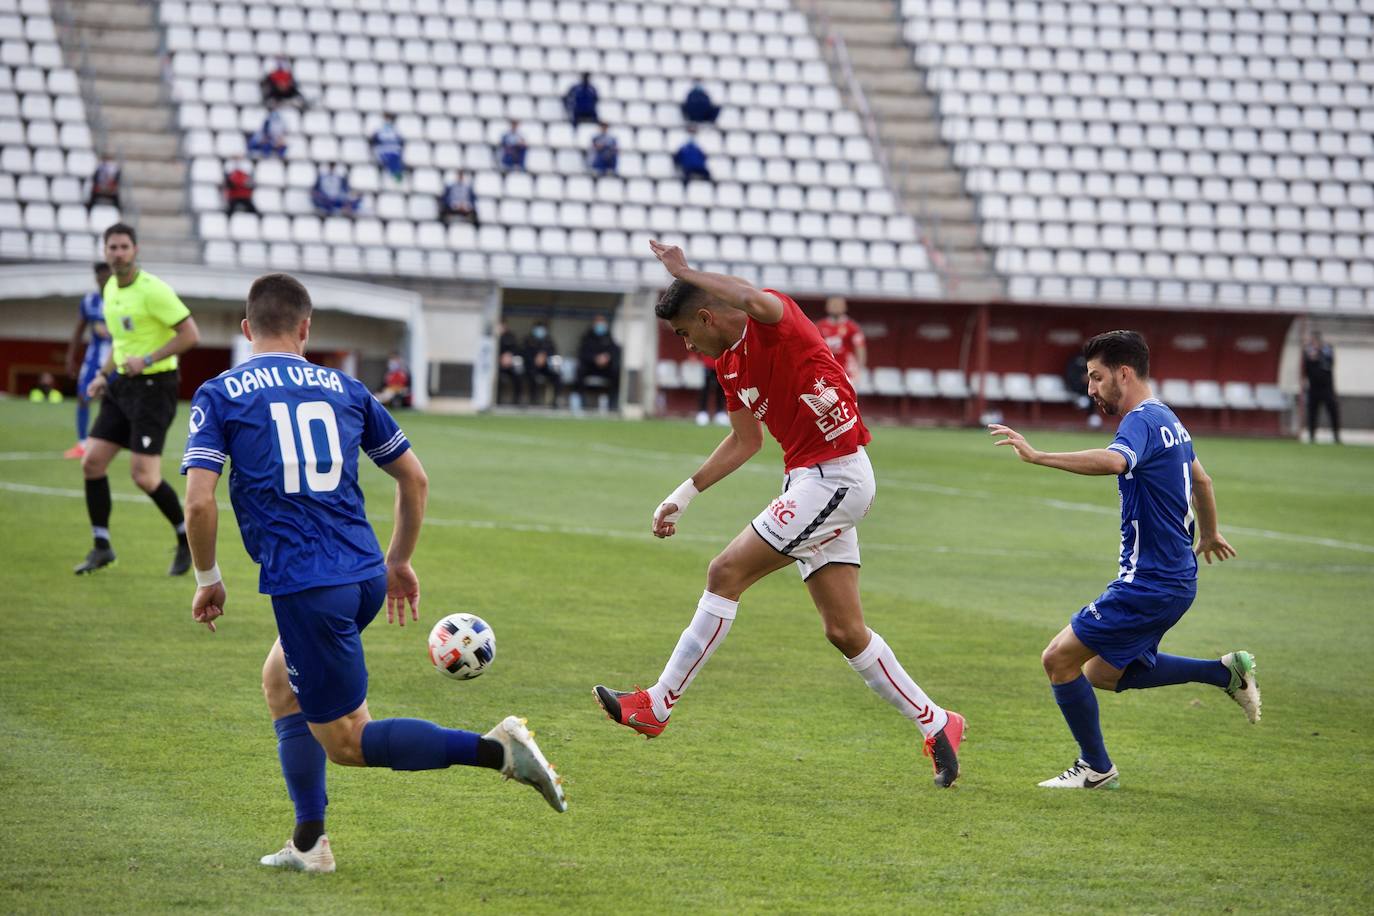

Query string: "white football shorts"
[[750, 447, 876, 580]]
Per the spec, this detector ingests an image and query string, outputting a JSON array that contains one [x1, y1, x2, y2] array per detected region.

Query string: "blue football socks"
[[1051, 675, 1113, 773], [360, 718, 481, 770], [273, 713, 327, 824], [1116, 654, 1231, 691]]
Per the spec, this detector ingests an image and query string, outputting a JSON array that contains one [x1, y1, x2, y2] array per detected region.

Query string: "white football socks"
[[646, 590, 737, 721], [846, 629, 948, 738]]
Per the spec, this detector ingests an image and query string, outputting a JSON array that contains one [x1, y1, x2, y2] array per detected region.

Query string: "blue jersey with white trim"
[[79, 291, 111, 365], [1104, 398, 1198, 593], [180, 352, 411, 596]]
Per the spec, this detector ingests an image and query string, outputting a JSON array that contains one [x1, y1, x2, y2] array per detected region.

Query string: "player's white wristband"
[[194, 563, 222, 588], [656, 478, 699, 524]]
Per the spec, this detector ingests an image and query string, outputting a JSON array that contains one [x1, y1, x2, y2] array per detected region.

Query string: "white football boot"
[[1038, 758, 1120, 789], [259, 836, 336, 873], [1221, 651, 1261, 723], [484, 715, 567, 813]]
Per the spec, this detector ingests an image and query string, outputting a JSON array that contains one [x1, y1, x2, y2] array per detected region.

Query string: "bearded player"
[[594, 242, 964, 788], [991, 330, 1259, 790]]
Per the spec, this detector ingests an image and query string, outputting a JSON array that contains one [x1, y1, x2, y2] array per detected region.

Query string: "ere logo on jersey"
[[800, 378, 858, 442]]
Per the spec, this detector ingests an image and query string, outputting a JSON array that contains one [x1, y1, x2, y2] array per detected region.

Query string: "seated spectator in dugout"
[[496, 321, 524, 405], [311, 163, 362, 216], [674, 128, 711, 182], [87, 154, 120, 209], [523, 322, 562, 407], [588, 123, 618, 177], [375, 353, 411, 408], [247, 105, 287, 159], [564, 73, 600, 125], [222, 160, 257, 214], [30, 372, 63, 404], [499, 120, 528, 172], [575, 314, 621, 411], [260, 58, 306, 109], [681, 80, 720, 124], [371, 112, 406, 182], [439, 171, 479, 227]]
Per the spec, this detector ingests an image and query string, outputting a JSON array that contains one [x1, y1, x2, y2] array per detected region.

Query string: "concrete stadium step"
[[85, 51, 163, 80], [821, 0, 898, 25], [899, 171, 965, 197], [72, 26, 159, 55], [868, 93, 935, 120], [110, 132, 179, 159], [81, 79, 162, 107], [854, 69, 925, 96], [120, 159, 186, 187], [124, 187, 187, 213], [99, 105, 173, 133], [138, 239, 204, 263], [879, 120, 943, 145], [888, 145, 952, 170]]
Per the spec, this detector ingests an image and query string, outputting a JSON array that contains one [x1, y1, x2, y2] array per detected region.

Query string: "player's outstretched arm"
[[649, 239, 784, 324], [379, 449, 428, 624], [652, 409, 763, 538], [185, 467, 227, 632], [1190, 457, 1237, 564], [988, 424, 1127, 476]]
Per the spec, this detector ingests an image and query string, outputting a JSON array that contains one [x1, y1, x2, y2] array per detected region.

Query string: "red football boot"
[[923, 710, 965, 788], [593, 685, 668, 738]]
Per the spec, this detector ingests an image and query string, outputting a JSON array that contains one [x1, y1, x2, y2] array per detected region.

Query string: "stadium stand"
[[160, 0, 943, 296], [901, 0, 1374, 312], [0, 0, 118, 262]]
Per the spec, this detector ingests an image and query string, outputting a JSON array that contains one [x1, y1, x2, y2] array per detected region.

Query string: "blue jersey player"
[[990, 330, 1260, 789], [64, 261, 112, 458], [181, 274, 565, 873]]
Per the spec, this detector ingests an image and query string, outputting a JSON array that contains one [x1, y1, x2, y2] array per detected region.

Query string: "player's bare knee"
[[705, 552, 743, 598], [131, 467, 161, 492], [824, 621, 866, 656], [320, 731, 366, 767], [80, 452, 106, 479]]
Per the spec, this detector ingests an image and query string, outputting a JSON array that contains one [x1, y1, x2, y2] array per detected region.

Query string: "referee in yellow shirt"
[[76, 223, 201, 575]]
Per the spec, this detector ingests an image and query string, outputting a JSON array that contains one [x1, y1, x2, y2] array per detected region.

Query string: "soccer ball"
[[427, 613, 496, 680]]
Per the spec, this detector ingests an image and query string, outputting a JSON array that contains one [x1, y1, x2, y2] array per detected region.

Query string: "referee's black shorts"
[[89, 371, 180, 455]]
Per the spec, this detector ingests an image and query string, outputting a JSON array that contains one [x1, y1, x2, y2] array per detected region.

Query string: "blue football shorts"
[[1070, 578, 1197, 671], [271, 573, 388, 723]]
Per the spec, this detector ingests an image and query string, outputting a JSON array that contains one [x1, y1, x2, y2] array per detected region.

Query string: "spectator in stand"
[[87, 154, 120, 210], [564, 72, 600, 126], [374, 353, 411, 408], [371, 112, 406, 182], [311, 163, 362, 217], [694, 353, 728, 427], [815, 295, 867, 379], [438, 171, 479, 227], [674, 128, 711, 182], [496, 320, 524, 405], [29, 372, 63, 404], [1063, 351, 1101, 429], [260, 57, 306, 109], [574, 313, 621, 412], [222, 160, 257, 214], [588, 123, 618, 177], [681, 79, 720, 124], [1302, 330, 1341, 444], [522, 321, 561, 407], [246, 104, 287, 160], [499, 120, 528, 172]]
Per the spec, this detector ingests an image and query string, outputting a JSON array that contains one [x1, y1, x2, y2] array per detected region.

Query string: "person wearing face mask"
[[575, 314, 621, 412], [522, 322, 562, 408]]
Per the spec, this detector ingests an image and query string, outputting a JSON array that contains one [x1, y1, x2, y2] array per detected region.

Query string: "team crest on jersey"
[[188, 404, 207, 433], [801, 378, 858, 442], [739, 385, 768, 420], [769, 498, 797, 525], [121, 316, 134, 331]]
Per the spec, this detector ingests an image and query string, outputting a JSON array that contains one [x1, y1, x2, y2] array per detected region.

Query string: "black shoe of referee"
[[169, 541, 192, 576], [74, 546, 117, 575]]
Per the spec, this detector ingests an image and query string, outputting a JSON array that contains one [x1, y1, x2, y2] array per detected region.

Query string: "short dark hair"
[[1084, 330, 1150, 379], [246, 273, 312, 336], [103, 222, 136, 245], [655, 280, 711, 321], [93, 261, 110, 274]]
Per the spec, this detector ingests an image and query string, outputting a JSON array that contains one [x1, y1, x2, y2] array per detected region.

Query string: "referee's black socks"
[[85, 476, 112, 549], [147, 480, 187, 544]]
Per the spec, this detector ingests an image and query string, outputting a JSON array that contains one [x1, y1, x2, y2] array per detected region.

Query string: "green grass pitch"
[[1, 399, 1371, 913]]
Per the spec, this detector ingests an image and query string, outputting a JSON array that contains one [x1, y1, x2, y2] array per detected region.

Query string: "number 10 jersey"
[[181, 351, 411, 596]]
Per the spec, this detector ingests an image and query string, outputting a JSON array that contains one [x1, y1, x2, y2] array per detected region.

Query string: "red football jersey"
[[716, 290, 871, 471], [815, 316, 866, 372]]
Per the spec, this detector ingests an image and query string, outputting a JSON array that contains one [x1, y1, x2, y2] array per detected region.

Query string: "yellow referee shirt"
[[101, 270, 191, 375]]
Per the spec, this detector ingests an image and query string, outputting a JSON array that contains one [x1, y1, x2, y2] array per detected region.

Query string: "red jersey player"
[[815, 295, 867, 378], [594, 241, 965, 788]]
